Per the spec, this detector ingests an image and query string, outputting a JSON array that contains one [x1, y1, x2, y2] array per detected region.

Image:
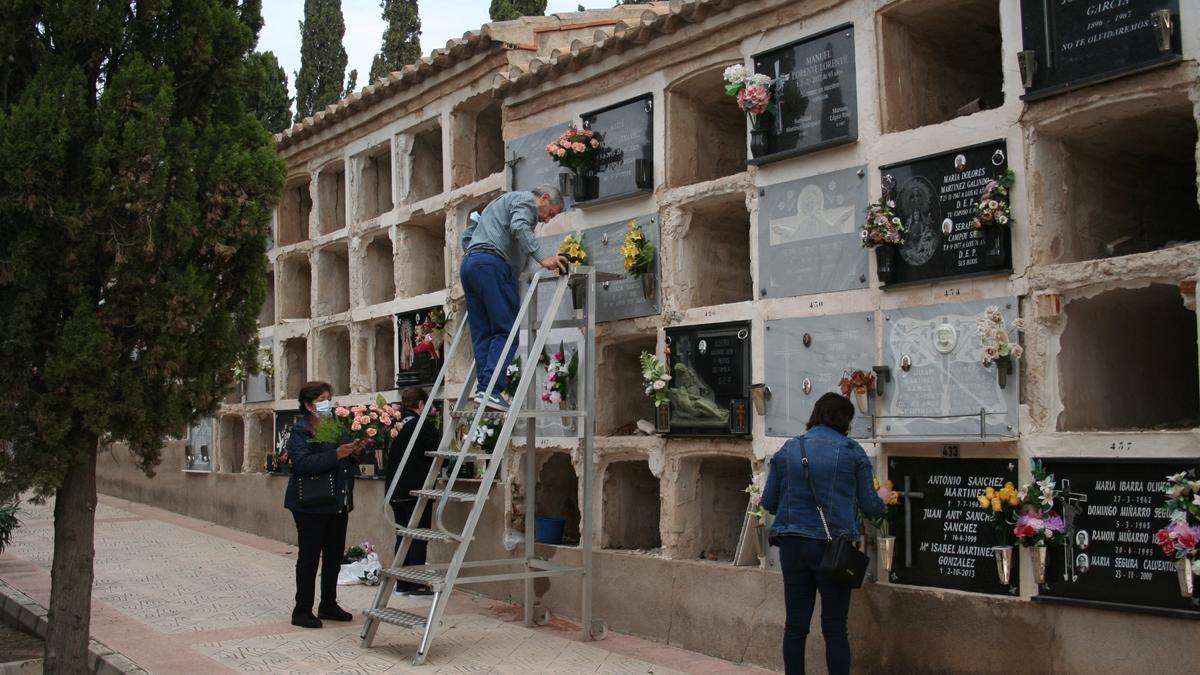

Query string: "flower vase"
[[654, 401, 671, 434], [993, 545, 1014, 585], [640, 272, 656, 301], [1031, 544, 1049, 585], [558, 172, 573, 198], [993, 353, 1013, 389], [875, 244, 899, 285], [878, 535, 896, 574], [1177, 558, 1195, 597], [854, 388, 869, 415], [749, 129, 769, 158], [569, 276, 586, 311], [977, 225, 1010, 267], [572, 170, 598, 202]]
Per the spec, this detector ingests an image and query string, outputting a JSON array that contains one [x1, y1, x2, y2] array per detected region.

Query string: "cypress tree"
[[489, 0, 549, 22], [294, 0, 354, 120], [246, 51, 293, 134], [369, 0, 423, 83], [0, 1, 285, 671]]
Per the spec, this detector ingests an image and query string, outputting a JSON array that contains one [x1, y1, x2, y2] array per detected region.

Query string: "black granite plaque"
[[1020, 0, 1182, 100], [396, 307, 444, 388], [664, 322, 751, 437], [889, 456, 1020, 595], [751, 23, 857, 163], [581, 94, 654, 203], [505, 123, 574, 206], [878, 140, 1011, 286], [185, 417, 215, 472], [1035, 458, 1200, 617], [271, 411, 302, 474]]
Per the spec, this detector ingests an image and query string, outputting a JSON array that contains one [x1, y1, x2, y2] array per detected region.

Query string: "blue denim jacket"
[[762, 425, 884, 540]]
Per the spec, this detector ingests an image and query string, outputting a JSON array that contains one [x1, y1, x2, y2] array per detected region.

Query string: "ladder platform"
[[395, 526, 454, 543], [411, 489, 476, 502], [382, 567, 445, 590], [364, 607, 427, 630], [427, 450, 492, 461], [448, 409, 587, 420]]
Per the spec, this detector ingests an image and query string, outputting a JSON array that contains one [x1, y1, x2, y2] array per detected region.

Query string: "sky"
[[259, 0, 585, 106]]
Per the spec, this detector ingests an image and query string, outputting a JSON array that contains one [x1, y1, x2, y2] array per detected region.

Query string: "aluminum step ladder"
[[361, 266, 609, 665]]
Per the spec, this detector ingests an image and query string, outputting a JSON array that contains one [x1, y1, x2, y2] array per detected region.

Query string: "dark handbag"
[[297, 471, 337, 507], [799, 439, 870, 589]]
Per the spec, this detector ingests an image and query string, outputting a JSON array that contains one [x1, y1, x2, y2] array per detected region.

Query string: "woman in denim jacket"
[[762, 393, 895, 675]]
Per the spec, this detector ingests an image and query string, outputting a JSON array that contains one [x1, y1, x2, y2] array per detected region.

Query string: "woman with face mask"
[[283, 381, 369, 628]]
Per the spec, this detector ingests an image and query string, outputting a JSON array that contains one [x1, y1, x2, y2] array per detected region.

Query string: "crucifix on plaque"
[[898, 475, 925, 568], [1061, 478, 1088, 583], [504, 152, 523, 192]]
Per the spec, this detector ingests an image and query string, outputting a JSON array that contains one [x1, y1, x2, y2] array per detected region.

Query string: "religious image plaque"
[[1020, 0, 1182, 101], [185, 417, 215, 473], [271, 411, 302, 475], [396, 306, 445, 389], [580, 94, 654, 204], [878, 140, 1011, 286], [759, 166, 869, 298], [889, 456, 1020, 595], [1035, 458, 1200, 617], [664, 322, 751, 438], [751, 23, 857, 163]]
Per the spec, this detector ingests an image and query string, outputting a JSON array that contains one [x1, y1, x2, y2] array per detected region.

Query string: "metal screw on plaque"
[[860, 274, 867, 283], [759, 188, 765, 196], [602, 281, 610, 290], [761, 288, 767, 296], [856, 169, 865, 178]]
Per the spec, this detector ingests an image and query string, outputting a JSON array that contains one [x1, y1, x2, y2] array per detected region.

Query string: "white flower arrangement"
[[639, 351, 671, 407], [976, 305, 1025, 366]]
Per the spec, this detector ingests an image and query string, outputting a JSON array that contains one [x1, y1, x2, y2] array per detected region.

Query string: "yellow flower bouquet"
[[976, 482, 1021, 545], [621, 219, 655, 278]]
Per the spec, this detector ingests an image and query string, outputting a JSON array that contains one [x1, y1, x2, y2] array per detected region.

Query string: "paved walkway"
[[0, 495, 774, 674]]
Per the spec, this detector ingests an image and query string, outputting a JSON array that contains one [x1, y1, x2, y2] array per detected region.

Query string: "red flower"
[[1014, 524, 1036, 540], [1178, 527, 1198, 552], [1155, 528, 1176, 556]]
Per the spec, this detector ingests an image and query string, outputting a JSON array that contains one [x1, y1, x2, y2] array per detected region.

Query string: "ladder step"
[[382, 567, 445, 590], [365, 607, 427, 630], [395, 526, 454, 543], [449, 410, 507, 420], [449, 409, 586, 419], [411, 489, 476, 502], [427, 450, 492, 461]]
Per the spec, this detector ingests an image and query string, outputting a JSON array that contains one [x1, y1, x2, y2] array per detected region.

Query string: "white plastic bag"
[[337, 552, 382, 585]]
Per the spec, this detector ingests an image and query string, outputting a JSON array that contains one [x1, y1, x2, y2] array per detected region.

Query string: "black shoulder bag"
[[297, 471, 337, 507], [799, 438, 869, 589]]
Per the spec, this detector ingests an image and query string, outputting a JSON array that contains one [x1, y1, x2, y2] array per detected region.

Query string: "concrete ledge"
[[0, 579, 148, 675]]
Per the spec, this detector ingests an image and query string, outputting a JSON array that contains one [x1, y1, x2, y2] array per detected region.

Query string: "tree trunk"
[[44, 444, 97, 674]]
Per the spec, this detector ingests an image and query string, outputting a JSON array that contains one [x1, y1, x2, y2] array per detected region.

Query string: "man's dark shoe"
[[408, 586, 434, 597], [317, 604, 354, 622], [291, 610, 322, 628]]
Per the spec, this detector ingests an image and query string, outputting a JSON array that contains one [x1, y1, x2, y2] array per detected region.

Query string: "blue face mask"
[[314, 400, 333, 417]]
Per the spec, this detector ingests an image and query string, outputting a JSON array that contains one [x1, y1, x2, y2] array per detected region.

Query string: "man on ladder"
[[460, 185, 568, 411]]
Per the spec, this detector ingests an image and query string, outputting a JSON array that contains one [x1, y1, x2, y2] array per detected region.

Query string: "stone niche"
[[361, 231, 396, 306], [259, 269, 275, 327], [451, 93, 505, 188], [536, 452, 580, 545], [674, 455, 751, 562], [406, 122, 444, 203], [218, 415, 245, 474], [878, 0, 1003, 133], [397, 211, 447, 296], [1057, 284, 1199, 431], [317, 327, 352, 396], [277, 177, 312, 246], [1033, 91, 1199, 264], [602, 459, 662, 550], [666, 64, 746, 187], [677, 193, 753, 310], [317, 161, 347, 236], [356, 142, 393, 223], [282, 337, 307, 400], [278, 255, 311, 320], [370, 318, 396, 393], [314, 242, 351, 316], [246, 413, 273, 473], [596, 332, 658, 435]]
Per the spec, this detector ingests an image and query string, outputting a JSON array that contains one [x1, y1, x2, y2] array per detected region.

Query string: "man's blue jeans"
[[460, 251, 520, 395]]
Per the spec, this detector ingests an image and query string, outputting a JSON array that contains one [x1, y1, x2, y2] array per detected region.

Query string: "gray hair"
[[531, 185, 564, 210]]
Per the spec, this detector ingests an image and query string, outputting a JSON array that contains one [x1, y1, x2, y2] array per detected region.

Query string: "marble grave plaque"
[[581, 94, 654, 202], [245, 337, 274, 403], [185, 417, 215, 472], [505, 123, 574, 206], [759, 166, 869, 298]]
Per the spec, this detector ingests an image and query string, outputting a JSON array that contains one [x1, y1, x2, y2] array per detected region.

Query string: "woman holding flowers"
[[761, 393, 895, 675], [283, 381, 369, 628]]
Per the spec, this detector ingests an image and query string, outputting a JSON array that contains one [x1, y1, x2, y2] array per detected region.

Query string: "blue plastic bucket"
[[534, 516, 566, 544]]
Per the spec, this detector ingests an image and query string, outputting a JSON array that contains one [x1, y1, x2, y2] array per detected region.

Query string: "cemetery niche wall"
[[759, 166, 869, 298], [1034, 458, 1200, 617], [1019, 0, 1183, 100], [878, 140, 1012, 286], [663, 322, 751, 437], [750, 23, 857, 163], [888, 456, 1020, 595], [395, 306, 446, 389], [580, 94, 655, 205]]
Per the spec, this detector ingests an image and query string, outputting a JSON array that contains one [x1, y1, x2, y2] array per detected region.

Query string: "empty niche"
[[878, 0, 1003, 133], [1057, 285, 1199, 431], [537, 452, 581, 545], [314, 243, 350, 316], [678, 455, 751, 561], [597, 333, 658, 435], [1033, 92, 1199, 264], [602, 460, 662, 550], [317, 161, 347, 235], [667, 65, 746, 187], [277, 177, 312, 246], [317, 327, 352, 396], [259, 269, 275, 327], [278, 256, 311, 320], [372, 319, 396, 392], [218, 415, 245, 473], [397, 212, 447, 296], [451, 94, 505, 188], [356, 142, 394, 223], [407, 122, 444, 203], [679, 193, 753, 309], [246, 414, 274, 473], [283, 337, 308, 399], [363, 232, 396, 306]]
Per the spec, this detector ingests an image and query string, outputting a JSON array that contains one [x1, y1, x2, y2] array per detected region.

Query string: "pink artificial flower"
[[555, 351, 564, 361], [737, 85, 770, 115], [541, 392, 551, 402], [572, 142, 585, 152], [590, 139, 600, 148], [370, 412, 378, 420], [560, 138, 572, 148], [351, 423, 362, 431], [390, 428, 399, 438], [367, 427, 378, 437], [1178, 526, 1199, 551], [334, 406, 350, 417], [548, 373, 557, 383]]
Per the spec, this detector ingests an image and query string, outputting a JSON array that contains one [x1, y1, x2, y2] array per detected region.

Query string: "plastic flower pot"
[[1177, 558, 1195, 597], [877, 535, 896, 574], [640, 272, 656, 301], [854, 389, 870, 416], [534, 516, 566, 545], [749, 129, 769, 158], [1031, 544, 1049, 585], [875, 244, 899, 285], [993, 545, 1014, 585], [992, 353, 1013, 389]]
